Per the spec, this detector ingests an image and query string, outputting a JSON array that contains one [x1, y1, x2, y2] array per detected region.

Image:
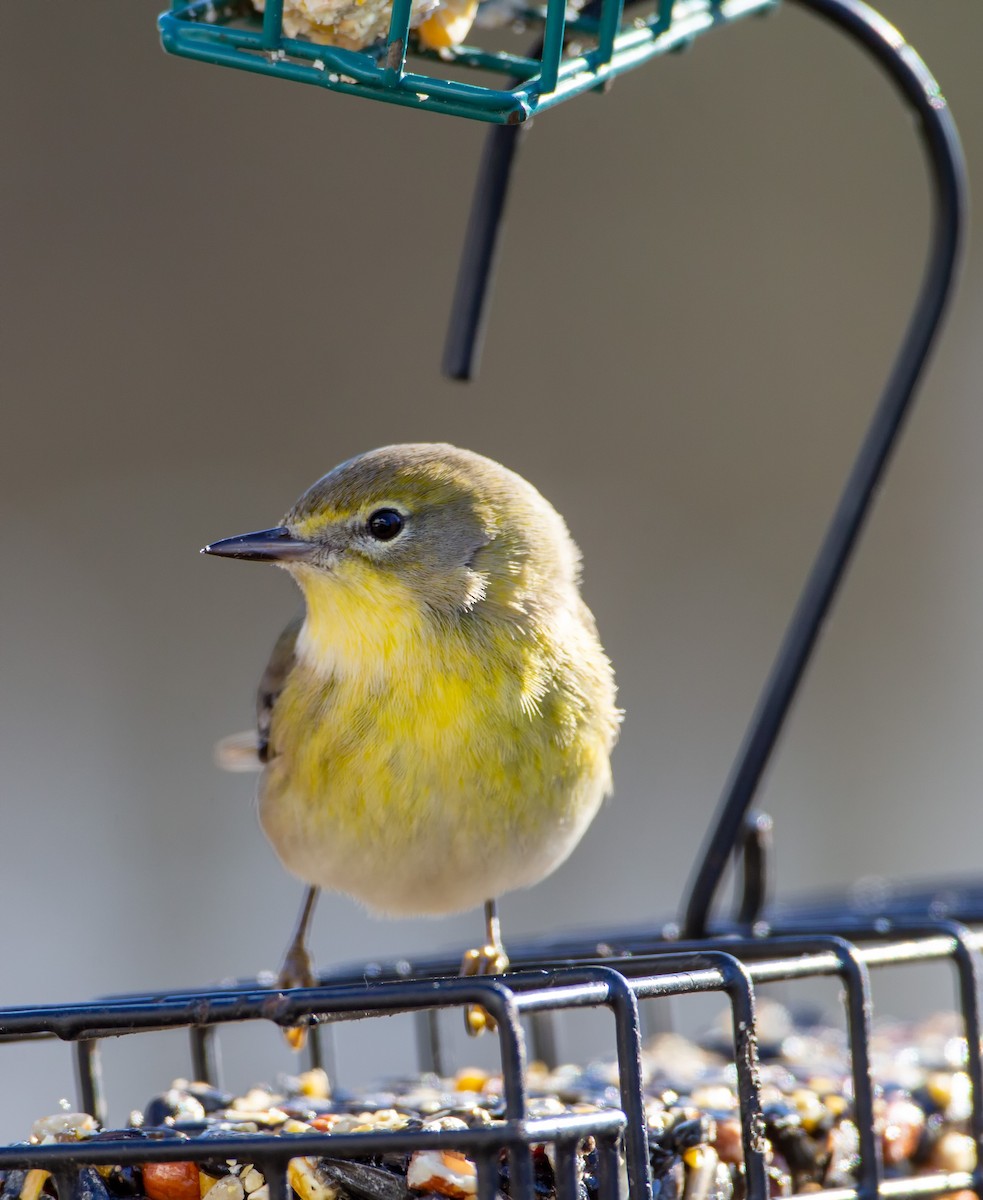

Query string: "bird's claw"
[[460, 942, 510, 1036]]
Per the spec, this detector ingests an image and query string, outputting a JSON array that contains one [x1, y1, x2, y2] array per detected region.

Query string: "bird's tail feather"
[[214, 731, 263, 772]]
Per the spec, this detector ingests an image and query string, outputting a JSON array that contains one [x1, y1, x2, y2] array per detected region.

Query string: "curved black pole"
[[682, 0, 967, 935]]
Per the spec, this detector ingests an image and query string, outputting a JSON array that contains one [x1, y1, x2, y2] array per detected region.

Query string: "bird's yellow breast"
[[258, 566, 615, 915]]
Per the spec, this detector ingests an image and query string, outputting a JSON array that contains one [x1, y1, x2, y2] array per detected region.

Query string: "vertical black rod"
[[553, 1141, 581, 1200], [717, 958, 769, 1200], [189, 1025, 221, 1086], [594, 1133, 623, 1200], [885, 920, 983, 1179], [442, 121, 530, 380], [74, 1039, 105, 1126], [311, 1023, 339, 1084], [682, 0, 967, 937], [528, 1009, 559, 1068], [414, 1007, 446, 1076], [257, 1160, 288, 1200], [833, 941, 880, 1200], [598, 974, 650, 1200], [476, 1153, 500, 1200], [956, 938, 983, 1190], [735, 812, 772, 928], [53, 1172, 77, 1200]]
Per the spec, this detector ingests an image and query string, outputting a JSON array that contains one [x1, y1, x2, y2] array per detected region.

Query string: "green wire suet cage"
[[158, 0, 775, 124]]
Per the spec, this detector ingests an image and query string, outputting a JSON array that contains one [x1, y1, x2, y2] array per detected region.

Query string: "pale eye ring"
[[367, 509, 404, 542]]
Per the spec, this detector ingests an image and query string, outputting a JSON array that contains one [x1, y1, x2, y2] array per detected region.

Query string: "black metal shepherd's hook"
[[442, 0, 968, 937]]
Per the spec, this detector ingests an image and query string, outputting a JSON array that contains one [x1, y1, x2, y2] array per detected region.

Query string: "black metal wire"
[[74, 1040, 104, 1128], [735, 811, 773, 927], [682, 0, 967, 936]]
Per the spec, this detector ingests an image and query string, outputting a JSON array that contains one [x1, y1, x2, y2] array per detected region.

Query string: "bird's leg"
[[280, 885, 320, 987], [277, 885, 320, 1050], [460, 898, 510, 1036]]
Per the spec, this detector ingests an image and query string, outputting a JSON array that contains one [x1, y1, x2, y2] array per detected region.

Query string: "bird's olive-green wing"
[[214, 614, 303, 772], [256, 614, 303, 764]]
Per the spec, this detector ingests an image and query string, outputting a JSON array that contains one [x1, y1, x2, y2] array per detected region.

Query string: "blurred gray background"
[[2, 0, 982, 1137]]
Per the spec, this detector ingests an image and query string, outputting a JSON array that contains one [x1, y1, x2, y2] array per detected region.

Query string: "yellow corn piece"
[[288, 1159, 339, 1200], [297, 1068, 330, 1100], [416, 0, 478, 50], [455, 1068, 489, 1093], [21, 1171, 50, 1200]]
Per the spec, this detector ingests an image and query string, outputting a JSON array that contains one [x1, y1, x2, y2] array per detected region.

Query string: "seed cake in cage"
[[249, 0, 479, 53]]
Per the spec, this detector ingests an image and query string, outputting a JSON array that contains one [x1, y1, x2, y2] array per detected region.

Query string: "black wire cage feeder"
[[1, 6, 978, 1200]]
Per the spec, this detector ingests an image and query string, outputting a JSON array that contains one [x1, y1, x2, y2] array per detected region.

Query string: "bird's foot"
[[278, 940, 318, 991], [277, 942, 319, 1051], [461, 901, 509, 1036]]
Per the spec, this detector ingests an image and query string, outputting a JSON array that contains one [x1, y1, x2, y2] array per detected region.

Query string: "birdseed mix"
[[2, 1005, 977, 1200]]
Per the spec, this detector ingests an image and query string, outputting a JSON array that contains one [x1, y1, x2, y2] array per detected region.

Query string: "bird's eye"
[[367, 509, 404, 541]]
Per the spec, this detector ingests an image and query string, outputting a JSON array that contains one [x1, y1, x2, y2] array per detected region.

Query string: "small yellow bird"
[[203, 444, 620, 1029]]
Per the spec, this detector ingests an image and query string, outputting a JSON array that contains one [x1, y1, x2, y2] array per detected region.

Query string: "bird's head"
[[202, 443, 580, 632]]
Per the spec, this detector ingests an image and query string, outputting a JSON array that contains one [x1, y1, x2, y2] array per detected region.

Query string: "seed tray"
[[157, 0, 776, 124], [3, 988, 978, 1200], [3, 918, 983, 1200]]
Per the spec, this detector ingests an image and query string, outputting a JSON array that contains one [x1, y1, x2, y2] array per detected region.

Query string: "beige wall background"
[[2, 0, 982, 1136]]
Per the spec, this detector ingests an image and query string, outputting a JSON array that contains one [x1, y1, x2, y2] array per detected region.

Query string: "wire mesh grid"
[[2, 921, 983, 1200]]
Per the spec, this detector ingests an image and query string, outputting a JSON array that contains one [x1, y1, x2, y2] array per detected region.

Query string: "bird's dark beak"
[[201, 526, 315, 563]]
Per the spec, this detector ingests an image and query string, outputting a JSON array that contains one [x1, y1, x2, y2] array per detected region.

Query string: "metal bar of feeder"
[[0, 976, 514, 1041], [610, 937, 875, 1200], [189, 1024, 220, 1086], [596, 0, 627, 66], [475, 1152, 500, 1200], [414, 1006, 446, 1076], [508, 951, 763, 1200], [622, 951, 768, 1200], [809, 917, 983, 1189], [515, 966, 652, 1200], [595, 1131, 624, 1200], [538, 0, 568, 94], [156, 27, 533, 122], [256, 1159, 288, 1200], [919, 923, 983, 1183], [554, 1140, 582, 1200], [73, 1040, 105, 1128], [384, 0, 414, 84], [261, 0, 283, 49]]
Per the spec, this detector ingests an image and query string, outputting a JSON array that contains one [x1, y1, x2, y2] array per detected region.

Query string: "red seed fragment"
[[143, 1162, 201, 1200]]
